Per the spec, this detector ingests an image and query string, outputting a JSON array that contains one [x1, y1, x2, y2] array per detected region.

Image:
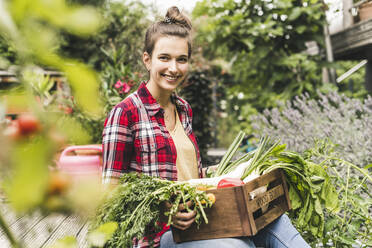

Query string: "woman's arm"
[[102, 107, 134, 185]]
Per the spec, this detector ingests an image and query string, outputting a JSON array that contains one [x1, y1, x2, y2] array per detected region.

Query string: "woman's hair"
[[144, 6, 192, 58]]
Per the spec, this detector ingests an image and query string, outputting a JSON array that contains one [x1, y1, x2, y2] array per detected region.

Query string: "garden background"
[[0, 0, 371, 247]]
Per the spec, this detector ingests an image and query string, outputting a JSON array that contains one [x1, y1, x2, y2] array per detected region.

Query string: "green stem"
[[0, 212, 20, 248], [216, 131, 245, 176], [195, 197, 208, 224], [342, 165, 350, 228], [326, 156, 372, 183]]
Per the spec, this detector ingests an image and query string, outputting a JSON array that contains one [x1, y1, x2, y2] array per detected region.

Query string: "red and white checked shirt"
[[102, 82, 203, 247]]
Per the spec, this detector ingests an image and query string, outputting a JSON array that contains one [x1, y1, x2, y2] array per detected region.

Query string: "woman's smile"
[[161, 73, 181, 82]]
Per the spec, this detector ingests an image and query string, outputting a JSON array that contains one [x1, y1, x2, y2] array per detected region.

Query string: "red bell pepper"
[[217, 178, 244, 189]]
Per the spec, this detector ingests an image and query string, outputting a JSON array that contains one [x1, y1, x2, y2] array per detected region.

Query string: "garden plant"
[[0, 0, 371, 247], [251, 91, 372, 247]]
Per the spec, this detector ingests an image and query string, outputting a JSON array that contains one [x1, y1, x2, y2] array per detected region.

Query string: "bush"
[[251, 92, 372, 168], [251, 92, 372, 247]]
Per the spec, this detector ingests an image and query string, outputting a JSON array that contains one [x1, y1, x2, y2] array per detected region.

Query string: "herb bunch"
[[215, 134, 340, 238], [91, 173, 213, 247]]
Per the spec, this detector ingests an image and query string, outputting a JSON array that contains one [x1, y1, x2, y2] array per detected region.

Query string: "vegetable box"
[[172, 169, 291, 243]]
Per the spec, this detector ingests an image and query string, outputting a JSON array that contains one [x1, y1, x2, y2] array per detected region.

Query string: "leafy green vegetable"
[[91, 173, 213, 247], [215, 133, 341, 238]]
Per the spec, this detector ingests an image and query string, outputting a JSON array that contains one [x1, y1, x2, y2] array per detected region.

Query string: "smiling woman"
[[101, 6, 204, 247], [101, 5, 310, 248]]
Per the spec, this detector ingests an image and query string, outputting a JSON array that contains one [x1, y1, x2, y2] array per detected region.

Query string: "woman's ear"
[[142, 52, 151, 71]]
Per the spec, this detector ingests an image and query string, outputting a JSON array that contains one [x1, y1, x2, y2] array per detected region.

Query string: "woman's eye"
[[178, 58, 188, 63], [159, 56, 169, 61]]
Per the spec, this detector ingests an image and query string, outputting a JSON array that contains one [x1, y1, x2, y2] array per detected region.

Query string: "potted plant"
[[358, 0, 372, 21]]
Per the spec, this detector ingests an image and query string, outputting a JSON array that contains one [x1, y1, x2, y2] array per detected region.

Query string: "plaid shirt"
[[102, 82, 202, 247]]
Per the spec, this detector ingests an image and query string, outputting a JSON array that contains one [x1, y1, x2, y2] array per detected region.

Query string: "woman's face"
[[143, 36, 189, 94]]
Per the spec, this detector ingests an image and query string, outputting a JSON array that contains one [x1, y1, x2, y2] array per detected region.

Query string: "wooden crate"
[[172, 169, 291, 243]]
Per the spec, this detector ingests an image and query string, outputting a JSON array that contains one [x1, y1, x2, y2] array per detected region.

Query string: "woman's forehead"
[[153, 36, 188, 56]]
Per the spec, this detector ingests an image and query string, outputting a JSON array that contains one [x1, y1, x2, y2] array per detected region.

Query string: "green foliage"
[[251, 92, 372, 246], [0, 36, 18, 67], [88, 222, 118, 248], [193, 0, 327, 110], [60, 0, 148, 72], [49, 236, 79, 248], [0, 0, 102, 115], [300, 142, 372, 247], [0, 0, 109, 246], [91, 173, 213, 247], [335, 60, 368, 99], [5, 136, 53, 212], [62, 1, 150, 143]]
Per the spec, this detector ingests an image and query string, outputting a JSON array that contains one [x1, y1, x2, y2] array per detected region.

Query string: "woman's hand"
[[202, 165, 218, 178], [163, 201, 196, 230]]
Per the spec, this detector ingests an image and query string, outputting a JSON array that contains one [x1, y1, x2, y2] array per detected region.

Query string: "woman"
[[102, 6, 310, 248]]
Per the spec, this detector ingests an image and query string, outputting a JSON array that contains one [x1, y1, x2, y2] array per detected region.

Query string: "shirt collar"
[[137, 81, 188, 116]]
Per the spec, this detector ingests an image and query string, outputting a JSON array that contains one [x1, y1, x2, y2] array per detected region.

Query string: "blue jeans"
[[160, 214, 310, 248]]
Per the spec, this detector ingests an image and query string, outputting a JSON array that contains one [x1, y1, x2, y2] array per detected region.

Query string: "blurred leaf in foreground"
[[4, 136, 52, 212], [49, 236, 78, 248], [88, 222, 118, 248]]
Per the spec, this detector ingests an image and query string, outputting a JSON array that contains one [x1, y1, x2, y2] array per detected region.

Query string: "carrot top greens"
[[90, 173, 214, 247]]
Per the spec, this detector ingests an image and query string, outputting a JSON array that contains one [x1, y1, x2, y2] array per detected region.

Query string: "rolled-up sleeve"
[[102, 107, 133, 184]]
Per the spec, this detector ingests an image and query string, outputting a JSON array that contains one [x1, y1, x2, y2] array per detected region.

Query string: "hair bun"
[[165, 6, 192, 30]]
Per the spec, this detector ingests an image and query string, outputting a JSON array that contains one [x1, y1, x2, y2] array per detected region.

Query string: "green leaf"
[[62, 62, 103, 116], [289, 183, 302, 209], [4, 137, 51, 212], [288, 7, 302, 21], [337, 235, 356, 245], [296, 25, 307, 34], [271, 144, 286, 155], [364, 163, 372, 170], [48, 236, 77, 248], [320, 178, 339, 213], [88, 222, 118, 248], [54, 115, 91, 144]]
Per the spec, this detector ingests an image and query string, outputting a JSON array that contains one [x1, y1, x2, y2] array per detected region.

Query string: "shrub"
[[251, 92, 372, 246], [251, 91, 372, 168]]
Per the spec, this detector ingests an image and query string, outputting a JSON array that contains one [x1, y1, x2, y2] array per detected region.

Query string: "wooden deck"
[[331, 18, 372, 60], [0, 201, 89, 248]]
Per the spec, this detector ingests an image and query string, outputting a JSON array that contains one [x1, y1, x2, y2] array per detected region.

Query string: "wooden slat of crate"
[[248, 184, 284, 213], [255, 198, 288, 231], [172, 186, 250, 242]]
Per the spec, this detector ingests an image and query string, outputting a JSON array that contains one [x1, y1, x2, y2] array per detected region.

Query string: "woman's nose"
[[168, 60, 178, 72]]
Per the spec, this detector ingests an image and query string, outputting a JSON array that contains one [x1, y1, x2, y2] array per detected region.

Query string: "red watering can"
[[58, 144, 102, 178]]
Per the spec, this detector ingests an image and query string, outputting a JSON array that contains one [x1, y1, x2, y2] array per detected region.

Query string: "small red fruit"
[[17, 113, 41, 135], [64, 107, 73, 115]]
